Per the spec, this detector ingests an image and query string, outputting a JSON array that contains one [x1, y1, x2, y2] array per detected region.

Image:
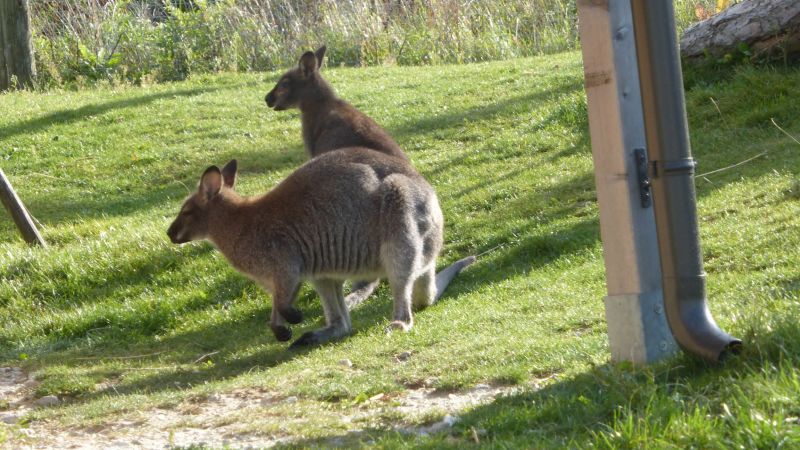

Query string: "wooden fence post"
[[0, 168, 47, 247]]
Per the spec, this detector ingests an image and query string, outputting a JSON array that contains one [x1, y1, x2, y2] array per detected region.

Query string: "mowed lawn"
[[1, 52, 799, 447]]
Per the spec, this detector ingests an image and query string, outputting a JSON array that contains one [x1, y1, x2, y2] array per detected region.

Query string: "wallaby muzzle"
[[265, 90, 279, 109], [166, 221, 189, 244]]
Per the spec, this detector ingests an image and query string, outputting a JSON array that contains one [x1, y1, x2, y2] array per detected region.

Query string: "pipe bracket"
[[651, 158, 697, 177], [634, 148, 652, 208]]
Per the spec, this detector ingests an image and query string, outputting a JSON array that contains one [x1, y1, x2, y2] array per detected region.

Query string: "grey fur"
[[167, 148, 449, 347], [265, 45, 475, 309]]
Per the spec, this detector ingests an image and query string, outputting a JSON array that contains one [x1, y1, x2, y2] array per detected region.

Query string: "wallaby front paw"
[[386, 321, 412, 333], [271, 324, 292, 342], [289, 331, 318, 348], [281, 306, 304, 325]]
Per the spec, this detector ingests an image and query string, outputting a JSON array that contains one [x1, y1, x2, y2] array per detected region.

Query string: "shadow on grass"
[[0, 86, 233, 142], [12, 141, 306, 230], [444, 169, 599, 295], [391, 78, 585, 177], [1, 243, 215, 315], [397, 78, 583, 136], [279, 317, 800, 448], [27, 272, 398, 402], [0, 80, 308, 231]]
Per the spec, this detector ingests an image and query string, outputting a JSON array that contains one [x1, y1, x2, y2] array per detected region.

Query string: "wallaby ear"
[[315, 45, 327, 69], [299, 51, 318, 77], [221, 159, 238, 188], [200, 166, 222, 200]]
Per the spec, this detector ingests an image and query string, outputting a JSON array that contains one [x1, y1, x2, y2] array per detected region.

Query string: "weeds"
[[28, 0, 716, 88]]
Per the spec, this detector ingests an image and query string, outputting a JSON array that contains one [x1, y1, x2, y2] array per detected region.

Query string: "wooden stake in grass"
[[0, 168, 46, 247]]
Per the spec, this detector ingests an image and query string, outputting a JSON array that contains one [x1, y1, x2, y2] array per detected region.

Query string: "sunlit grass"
[[1, 52, 798, 447]]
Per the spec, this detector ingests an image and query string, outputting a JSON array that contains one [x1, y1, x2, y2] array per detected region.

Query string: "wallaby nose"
[[265, 91, 275, 107], [166, 222, 183, 244]]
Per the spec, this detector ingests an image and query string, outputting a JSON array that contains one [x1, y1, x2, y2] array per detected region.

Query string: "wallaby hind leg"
[[382, 239, 417, 332], [411, 266, 436, 310], [265, 278, 302, 342], [270, 307, 292, 342], [386, 277, 414, 332], [291, 279, 351, 348], [345, 279, 380, 309]]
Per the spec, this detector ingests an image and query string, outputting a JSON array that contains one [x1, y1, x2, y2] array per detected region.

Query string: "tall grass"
[[28, 0, 716, 88]]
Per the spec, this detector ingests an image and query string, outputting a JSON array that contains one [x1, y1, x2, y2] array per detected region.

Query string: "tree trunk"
[[680, 0, 800, 61], [0, 0, 36, 91]]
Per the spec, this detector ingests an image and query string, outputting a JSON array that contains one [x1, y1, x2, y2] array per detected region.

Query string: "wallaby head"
[[167, 160, 238, 245], [265, 46, 331, 111], [168, 158, 305, 333], [264, 45, 407, 161]]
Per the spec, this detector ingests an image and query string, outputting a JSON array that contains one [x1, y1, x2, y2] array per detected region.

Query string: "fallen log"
[[680, 0, 800, 61]]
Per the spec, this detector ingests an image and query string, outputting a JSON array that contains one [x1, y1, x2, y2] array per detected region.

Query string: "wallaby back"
[[265, 46, 407, 160], [168, 148, 444, 346]]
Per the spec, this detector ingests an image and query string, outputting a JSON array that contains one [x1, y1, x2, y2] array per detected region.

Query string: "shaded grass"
[[1, 53, 799, 447]]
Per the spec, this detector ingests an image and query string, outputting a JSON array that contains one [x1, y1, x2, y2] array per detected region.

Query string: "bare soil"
[[1, 366, 528, 449]]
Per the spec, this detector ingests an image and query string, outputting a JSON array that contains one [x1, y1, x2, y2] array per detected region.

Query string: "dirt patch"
[[1, 366, 527, 449], [1, 366, 37, 426]]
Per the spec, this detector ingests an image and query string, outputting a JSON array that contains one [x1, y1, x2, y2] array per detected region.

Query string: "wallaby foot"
[[289, 325, 350, 348], [271, 324, 293, 342], [345, 279, 380, 309], [291, 279, 352, 348], [280, 305, 304, 325], [386, 320, 412, 333], [270, 303, 294, 341]]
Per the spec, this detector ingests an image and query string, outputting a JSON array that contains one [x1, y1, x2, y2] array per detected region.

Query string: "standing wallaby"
[[167, 149, 472, 347], [264, 46, 474, 308]]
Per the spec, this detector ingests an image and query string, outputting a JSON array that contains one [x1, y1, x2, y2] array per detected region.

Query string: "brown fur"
[[265, 45, 412, 307], [264, 46, 407, 161], [167, 149, 444, 347]]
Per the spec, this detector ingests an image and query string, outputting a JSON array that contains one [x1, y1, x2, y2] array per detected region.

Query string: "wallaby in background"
[[264, 46, 474, 308], [167, 149, 474, 347], [264, 46, 406, 161]]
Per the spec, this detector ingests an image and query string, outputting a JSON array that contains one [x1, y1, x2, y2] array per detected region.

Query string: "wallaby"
[[264, 46, 406, 161], [167, 149, 475, 347], [264, 45, 474, 310]]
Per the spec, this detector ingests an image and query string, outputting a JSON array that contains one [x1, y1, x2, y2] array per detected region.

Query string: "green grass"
[[1, 52, 799, 447]]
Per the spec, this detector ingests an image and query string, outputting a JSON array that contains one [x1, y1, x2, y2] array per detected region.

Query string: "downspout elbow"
[[663, 275, 742, 362]]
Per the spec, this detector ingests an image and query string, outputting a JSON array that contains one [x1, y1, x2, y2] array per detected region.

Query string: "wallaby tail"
[[345, 255, 476, 309], [434, 255, 477, 301], [345, 279, 381, 309]]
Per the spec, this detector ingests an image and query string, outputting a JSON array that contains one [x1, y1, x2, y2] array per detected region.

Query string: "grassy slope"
[[1, 52, 799, 447]]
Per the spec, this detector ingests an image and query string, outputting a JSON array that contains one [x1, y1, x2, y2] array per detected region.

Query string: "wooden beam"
[[0, 168, 46, 247], [577, 0, 675, 363]]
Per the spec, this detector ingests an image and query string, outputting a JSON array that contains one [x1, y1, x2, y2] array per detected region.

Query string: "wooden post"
[[0, 0, 37, 91], [0, 168, 46, 247], [577, 0, 676, 363]]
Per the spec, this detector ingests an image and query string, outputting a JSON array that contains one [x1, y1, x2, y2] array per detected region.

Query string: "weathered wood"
[[681, 0, 800, 61], [0, 0, 36, 91], [0, 168, 46, 247]]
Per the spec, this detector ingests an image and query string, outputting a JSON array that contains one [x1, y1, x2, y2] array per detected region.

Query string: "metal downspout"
[[629, 0, 741, 361]]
